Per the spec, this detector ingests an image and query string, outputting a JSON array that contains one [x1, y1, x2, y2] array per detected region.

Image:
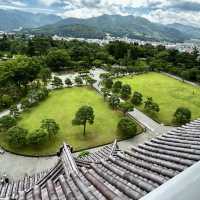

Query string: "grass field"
[[118, 72, 200, 125], [0, 87, 142, 156]]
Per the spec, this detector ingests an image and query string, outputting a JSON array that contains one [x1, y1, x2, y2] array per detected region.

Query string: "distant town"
[[0, 30, 200, 54]]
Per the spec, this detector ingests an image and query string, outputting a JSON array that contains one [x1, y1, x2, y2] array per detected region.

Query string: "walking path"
[[162, 72, 199, 87], [0, 150, 58, 180]]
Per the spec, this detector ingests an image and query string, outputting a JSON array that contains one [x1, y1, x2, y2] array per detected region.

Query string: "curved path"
[[0, 149, 58, 180]]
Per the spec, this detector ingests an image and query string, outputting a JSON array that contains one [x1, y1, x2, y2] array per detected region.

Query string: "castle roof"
[[1, 119, 200, 200]]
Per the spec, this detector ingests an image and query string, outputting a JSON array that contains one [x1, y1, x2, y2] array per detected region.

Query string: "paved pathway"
[[0, 149, 58, 180], [162, 72, 199, 87]]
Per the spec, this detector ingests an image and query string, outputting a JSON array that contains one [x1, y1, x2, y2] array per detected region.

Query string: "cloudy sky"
[[0, 0, 200, 26]]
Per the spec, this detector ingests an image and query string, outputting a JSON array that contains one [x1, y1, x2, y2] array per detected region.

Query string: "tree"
[[65, 78, 73, 87], [104, 78, 113, 89], [51, 76, 63, 89], [109, 95, 120, 109], [101, 88, 110, 101], [144, 97, 160, 113], [0, 115, 16, 130], [20, 98, 31, 111], [75, 76, 83, 86], [112, 81, 122, 93], [117, 117, 137, 138], [38, 68, 51, 85], [131, 92, 143, 105], [72, 106, 95, 136], [7, 126, 28, 147], [41, 119, 60, 138], [174, 107, 191, 125], [121, 84, 132, 100], [46, 49, 71, 71], [1, 95, 13, 108], [28, 129, 48, 145], [119, 102, 134, 115], [9, 105, 20, 118], [85, 76, 96, 87]]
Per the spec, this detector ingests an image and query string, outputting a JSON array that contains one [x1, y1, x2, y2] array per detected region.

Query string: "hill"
[[167, 23, 200, 39], [0, 9, 62, 31], [27, 15, 188, 42]]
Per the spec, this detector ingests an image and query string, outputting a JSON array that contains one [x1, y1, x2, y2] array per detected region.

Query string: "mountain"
[[0, 9, 62, 31], [27, 15, 188, 42], [167, 23, 200, 39]]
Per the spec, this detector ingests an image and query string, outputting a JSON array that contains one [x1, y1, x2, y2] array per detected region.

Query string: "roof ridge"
[[61, 143, 79, 176]]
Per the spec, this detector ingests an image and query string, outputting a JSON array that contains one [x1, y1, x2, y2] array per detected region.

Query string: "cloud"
[[38, 0, 61, 7], [172, 1, 200, 12], [0, 0, 200, 27]]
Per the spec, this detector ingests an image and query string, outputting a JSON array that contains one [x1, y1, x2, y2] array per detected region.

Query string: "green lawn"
[[118, 72, 200, 125], [0, 87, 142, 156]]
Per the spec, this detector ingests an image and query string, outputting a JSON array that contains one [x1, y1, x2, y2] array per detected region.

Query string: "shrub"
[[75, 76, 83, 86], [174, 107, 191, 125], [9, 104, 20, 118], [0, 115, 17, 130], [118, 117, 137, 138], [28, 129, 48, 145], [51, 76, 63, 88], [119, 102, 134, 115], [20, 97, 31, 111], [65, 78, 72, 87], [78, 150, 90, 158], [1, 95, 13, 108], [7, 126, 28, 147]]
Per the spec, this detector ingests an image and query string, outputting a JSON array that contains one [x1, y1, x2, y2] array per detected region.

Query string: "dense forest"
[[0, 35, 199, 111]]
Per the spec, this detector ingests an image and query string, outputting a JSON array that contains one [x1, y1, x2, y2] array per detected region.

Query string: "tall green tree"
[[46, 49, 71, 71], [121, 84, 132, 100], [131, 92, 143, 105], [72, 106, 95, 136], [144, 97, 160, 113], [109, 95, 120, 109], [101, 88, 110, 101], [112, 81, 122, 93], [41, 119, 60, 138], [104, 78, 113, 89], [38, 68, 51, 85]]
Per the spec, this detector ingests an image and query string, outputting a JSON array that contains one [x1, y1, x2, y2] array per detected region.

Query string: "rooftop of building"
[[0, 119, 200, 200]]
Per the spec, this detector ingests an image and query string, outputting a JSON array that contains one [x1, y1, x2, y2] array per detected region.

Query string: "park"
[[117, 72, 200, 125], [0, 86, 143, 156]]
